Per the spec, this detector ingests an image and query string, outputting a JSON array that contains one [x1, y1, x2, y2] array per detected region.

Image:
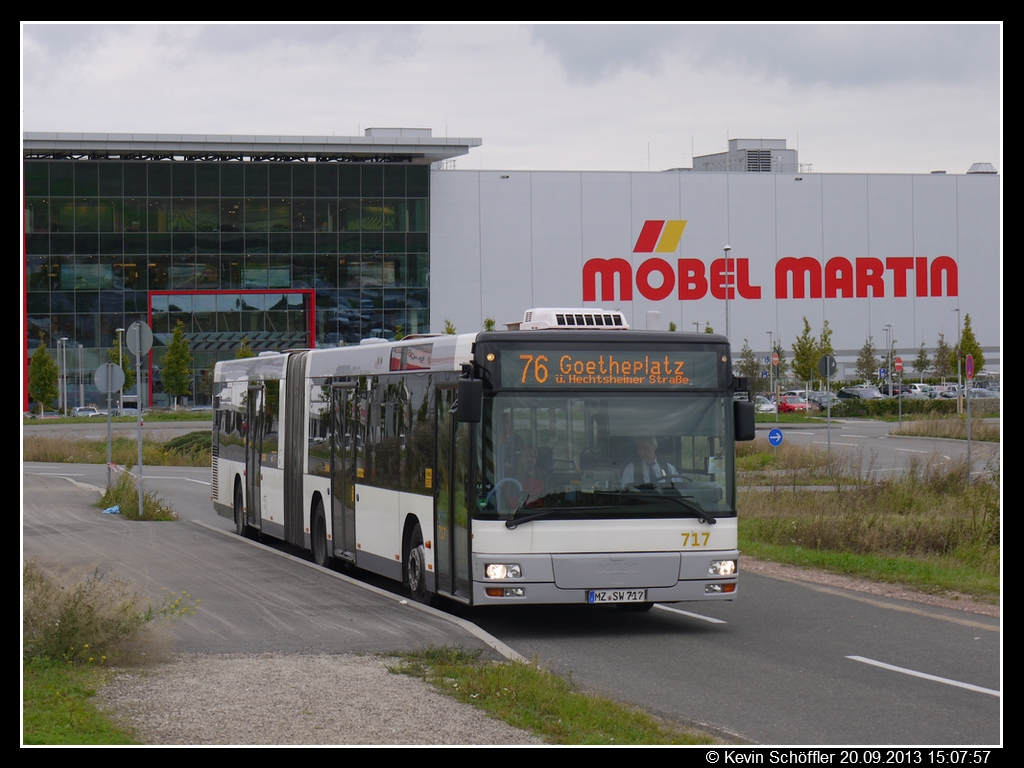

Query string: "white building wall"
[[430, 169, 1000, 375]]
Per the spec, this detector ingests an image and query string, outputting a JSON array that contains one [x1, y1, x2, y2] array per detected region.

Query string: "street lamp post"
[[883, 324, 894, 397], [723, 245, 732, 343]]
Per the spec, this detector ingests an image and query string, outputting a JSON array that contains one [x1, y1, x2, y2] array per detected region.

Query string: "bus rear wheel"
[[234, 485, 246, 537], [312, 501, 329, 568], [406, 525, 432, 605]]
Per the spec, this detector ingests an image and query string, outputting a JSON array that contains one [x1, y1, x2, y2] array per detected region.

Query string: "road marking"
[[145, 474, 211, 486], [653, 604, 726, 623], [812, 441, 858, 447], [752, 572, 998, 631], [894, 448, 929, 454], [846, 656, 1000, 697]]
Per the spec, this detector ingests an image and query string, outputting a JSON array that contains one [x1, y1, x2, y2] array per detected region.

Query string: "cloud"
[[529, 24, 999, 88]]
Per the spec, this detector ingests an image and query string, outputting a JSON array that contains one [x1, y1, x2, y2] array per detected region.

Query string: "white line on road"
[[145, 475, 211, 486], [894, 448, 929, 454], [653, 604, 727, 623], [812, 441, 858, 447], [846, 656, 1000, 696]]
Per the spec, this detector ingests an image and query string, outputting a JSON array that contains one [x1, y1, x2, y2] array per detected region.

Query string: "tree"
[[162, 320, 193, 409], [234, 335, 256, 360], [792, 318, 835, 389], [107, 333, 135, 392], [855, 336, 879, 383], [791, 317, 819, 385], [736, 339, 764, 393], [29, 337, 59, 415], [483, 317, 496, 332], [819, 320, 835, 389], [443, 318, 457, 334], [704, 323, 714, 334], [933, 333, 953, 382], [667, 321, 677, 332], [393, 324, 405, 341], [951, 313, 985, 380], [913, 342, 931, 381]]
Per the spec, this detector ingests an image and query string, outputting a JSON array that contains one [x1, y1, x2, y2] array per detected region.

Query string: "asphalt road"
[[22, 460, 1001, 745]]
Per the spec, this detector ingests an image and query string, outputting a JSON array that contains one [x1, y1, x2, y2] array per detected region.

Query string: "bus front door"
[[436, 387, 471, 602]]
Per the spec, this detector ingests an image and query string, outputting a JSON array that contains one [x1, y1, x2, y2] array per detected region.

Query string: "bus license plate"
[[588, 589, 647, 604]]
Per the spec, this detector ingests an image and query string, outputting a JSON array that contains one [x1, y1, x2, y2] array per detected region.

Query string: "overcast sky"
[[21, 23, 1001, 175]]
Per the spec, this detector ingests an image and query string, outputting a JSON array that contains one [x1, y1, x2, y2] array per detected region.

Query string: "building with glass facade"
[[23, 129, 481, 409], [23, 130, 999, 411]]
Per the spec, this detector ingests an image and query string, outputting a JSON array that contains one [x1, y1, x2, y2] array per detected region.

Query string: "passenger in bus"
[[621, 437, 678, 485], [517, 446, 548, 499]]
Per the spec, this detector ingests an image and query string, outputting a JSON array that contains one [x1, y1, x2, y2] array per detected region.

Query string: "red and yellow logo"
[[633, 220, 687, 253]]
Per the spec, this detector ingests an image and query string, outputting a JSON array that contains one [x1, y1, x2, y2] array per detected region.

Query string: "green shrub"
[[23, 561, 197, 666], [97, 472, 177, 521]]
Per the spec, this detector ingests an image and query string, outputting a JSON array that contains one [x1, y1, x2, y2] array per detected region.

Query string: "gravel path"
[[95, 653, 544, 745]]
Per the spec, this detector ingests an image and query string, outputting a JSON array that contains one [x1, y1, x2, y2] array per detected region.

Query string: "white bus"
[[212, 309, 755, 608]]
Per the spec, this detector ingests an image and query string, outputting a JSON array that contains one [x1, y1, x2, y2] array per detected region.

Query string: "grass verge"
[[738, 454, 999, 601], [24, 410, 213, 425], [23, 431, 211, 467], [22, 562, 198, 744], [389, 646, 712, 745], [23, 660, 137, 745], [890, 417, 1000, 442]]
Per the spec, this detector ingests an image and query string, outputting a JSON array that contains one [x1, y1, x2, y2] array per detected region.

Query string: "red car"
[[777, 396, 813, 413]]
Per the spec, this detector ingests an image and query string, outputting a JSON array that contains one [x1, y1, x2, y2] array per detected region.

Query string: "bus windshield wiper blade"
[[670, 496, 716, 525], [505, 496, 550, 529]]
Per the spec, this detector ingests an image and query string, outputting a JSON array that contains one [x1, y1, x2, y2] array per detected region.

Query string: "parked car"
[[754, 395, 776, 414], [71, 406, 105, 417], [807, 391, 839, 409], [837, 386, 885, 400], [778, 395, 814, 413]]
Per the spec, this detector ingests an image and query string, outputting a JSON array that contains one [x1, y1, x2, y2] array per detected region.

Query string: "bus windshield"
[[478, 392, 734, 523]]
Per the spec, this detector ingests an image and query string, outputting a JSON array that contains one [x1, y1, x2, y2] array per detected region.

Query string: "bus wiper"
[[670, 496, 716, 525], [505, 496, 547, 529]]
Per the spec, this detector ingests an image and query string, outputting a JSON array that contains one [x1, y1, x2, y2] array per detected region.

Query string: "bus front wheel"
[[406, 525, 432, 605]]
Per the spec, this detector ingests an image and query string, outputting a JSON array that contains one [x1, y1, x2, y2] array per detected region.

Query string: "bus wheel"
[[312, 502, 329, 568], [234, 485, 246, 537], [406, 525, 432, 605]]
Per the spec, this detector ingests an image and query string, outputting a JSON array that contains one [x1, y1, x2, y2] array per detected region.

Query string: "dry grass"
[[740, 453, 1000, 591], [23, 433, 211, 467], [890, 417, 1000, 442], [23, 561, 196, 666]]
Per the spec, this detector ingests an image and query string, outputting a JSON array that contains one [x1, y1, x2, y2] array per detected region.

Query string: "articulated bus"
[[212, 308, 756, 608]]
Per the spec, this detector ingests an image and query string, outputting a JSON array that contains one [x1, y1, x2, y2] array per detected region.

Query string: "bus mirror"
[[457, 379, 483, 423], [734, 400, 755, 441]]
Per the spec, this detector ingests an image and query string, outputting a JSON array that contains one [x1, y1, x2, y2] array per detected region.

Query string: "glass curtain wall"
[[24, 159, 430, 408]]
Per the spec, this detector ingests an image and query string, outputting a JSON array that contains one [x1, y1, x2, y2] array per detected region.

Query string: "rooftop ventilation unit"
[[506, 308, 630, 331]]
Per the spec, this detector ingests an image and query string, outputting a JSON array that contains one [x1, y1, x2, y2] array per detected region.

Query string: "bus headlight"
[[485, 563, 522, 580], [708, 560, 737, 576]]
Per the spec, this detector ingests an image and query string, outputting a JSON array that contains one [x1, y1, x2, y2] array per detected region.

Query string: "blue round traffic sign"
[[768, 428, 784, 447]]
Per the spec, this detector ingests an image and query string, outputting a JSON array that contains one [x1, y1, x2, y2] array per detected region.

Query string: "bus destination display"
[[501, 349, 721, 389]]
